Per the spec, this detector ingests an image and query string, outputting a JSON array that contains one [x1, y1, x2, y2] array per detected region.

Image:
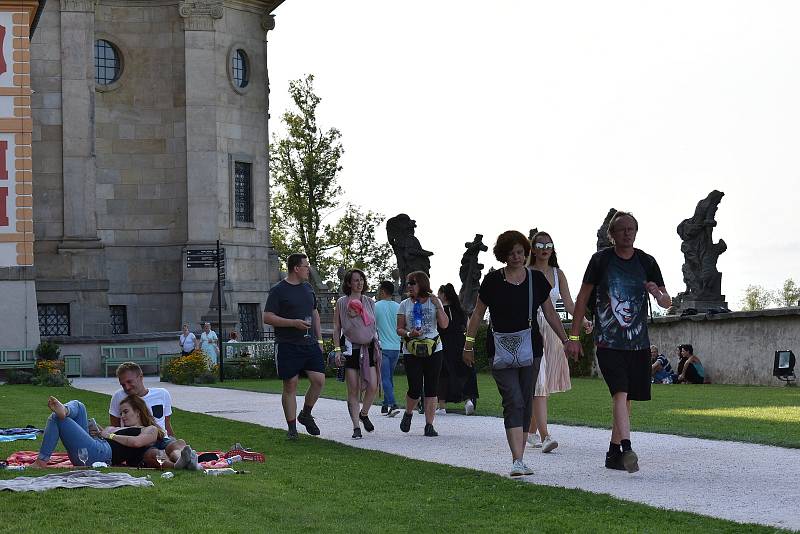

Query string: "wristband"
[[465, 336, 475, 343], [334, 347, 341, 352], [568, 335, 580, 341], [109, 433, 117, 441], [317, 339, 324, 345], [463, 348, 474, 352]]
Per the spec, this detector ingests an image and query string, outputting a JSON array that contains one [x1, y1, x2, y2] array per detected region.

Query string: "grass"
[[206, 375, 800, 448], [0, 385, 785, 533]]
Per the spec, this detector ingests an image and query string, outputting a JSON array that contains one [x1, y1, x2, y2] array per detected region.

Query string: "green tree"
[[776, 278, 800, 307], [269, 74, 343, 279], [740, 285, 773, 311], [327, 203, 395, 289]]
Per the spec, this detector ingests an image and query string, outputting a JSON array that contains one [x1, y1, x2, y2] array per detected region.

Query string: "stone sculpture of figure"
[[596, 208, 617, 251], [677, 190, 727, 300], [458, 234, 488, 316], [386, 214, 433, 295], [528, 228, 538, 242]]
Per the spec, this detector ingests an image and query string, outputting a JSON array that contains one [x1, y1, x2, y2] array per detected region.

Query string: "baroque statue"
[[386, 214, 433, 295], [458, 234, 488, 316]]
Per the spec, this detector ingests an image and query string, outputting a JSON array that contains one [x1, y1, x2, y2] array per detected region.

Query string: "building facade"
[[30, 0, 283, 340]]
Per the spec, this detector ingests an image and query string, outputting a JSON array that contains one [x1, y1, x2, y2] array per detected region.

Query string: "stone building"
[[30, 0, 283, 341]]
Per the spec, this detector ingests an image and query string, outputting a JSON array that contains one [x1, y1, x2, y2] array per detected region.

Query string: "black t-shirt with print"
[[478, 268, 551, 358], [583, 247, 664, 351]]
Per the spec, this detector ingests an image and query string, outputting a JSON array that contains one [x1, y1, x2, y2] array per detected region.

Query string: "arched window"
[[232, 49, 249, 88], [94, 39, 121, 85]]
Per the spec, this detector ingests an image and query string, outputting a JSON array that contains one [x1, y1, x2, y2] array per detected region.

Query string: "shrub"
[[194, 371, 218, 384], [6, 370, 33, 384], [32, 369, 71, 387], [255, 351, 277, 379], [35, 341, 61, 361], [166, 350, 212, 385]]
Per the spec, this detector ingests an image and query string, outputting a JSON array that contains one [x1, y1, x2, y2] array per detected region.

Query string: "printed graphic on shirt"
[[595, 255, 649, 350]]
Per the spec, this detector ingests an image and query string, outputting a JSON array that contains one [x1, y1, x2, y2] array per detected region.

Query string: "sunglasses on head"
[[534, 242, 554, 250]]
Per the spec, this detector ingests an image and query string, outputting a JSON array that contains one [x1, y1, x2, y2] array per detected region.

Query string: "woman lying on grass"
[[31, 395, 200, 470]]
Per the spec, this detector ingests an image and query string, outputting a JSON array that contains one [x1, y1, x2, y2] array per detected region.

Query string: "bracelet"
[[333, 347, 341, 351], [317, 339, 324, 345], [463, 348, 474, 352], [465, 336, 475, 342], [568, 335, 580, 341], [109, 433, 117, 441]]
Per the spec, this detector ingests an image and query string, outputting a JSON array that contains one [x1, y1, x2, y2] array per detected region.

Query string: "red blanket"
[[7, 450, 231, 469]]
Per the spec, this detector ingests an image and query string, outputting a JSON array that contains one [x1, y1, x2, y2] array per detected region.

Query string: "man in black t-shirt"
[[264, 253, 325, 440], [571, 212, 671, 473]]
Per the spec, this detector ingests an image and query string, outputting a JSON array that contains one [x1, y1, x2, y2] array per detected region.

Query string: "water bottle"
[[225, 455, 242, 465], [204, 468, 236, 476], [6, 465, 25, 471], [88, 418, 99, 435], [413, 301, 423, 330], [161, 471, 174, 479]]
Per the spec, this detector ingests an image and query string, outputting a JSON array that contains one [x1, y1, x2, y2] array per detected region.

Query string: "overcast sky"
[[266, 1, 800, 308]]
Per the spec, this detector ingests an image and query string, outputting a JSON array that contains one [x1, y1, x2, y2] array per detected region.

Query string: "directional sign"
[[186, 261, 217, 268], [187, 249, 225, 257]]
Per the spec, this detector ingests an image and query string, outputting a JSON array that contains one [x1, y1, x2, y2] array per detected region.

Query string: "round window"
[[94, 39, 121, 85], [232, 49, 249, 89]]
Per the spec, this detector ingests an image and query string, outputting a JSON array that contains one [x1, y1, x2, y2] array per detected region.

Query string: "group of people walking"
[[264, 211, 672, 477]]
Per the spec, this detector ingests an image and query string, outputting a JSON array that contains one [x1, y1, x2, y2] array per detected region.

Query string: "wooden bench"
[[62, 355, 82, 377], [0, 348, 36, 371], [101, 345, 160, 377]]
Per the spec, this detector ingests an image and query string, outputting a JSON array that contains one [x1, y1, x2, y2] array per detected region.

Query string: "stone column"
[[58, 0, 99, 248]]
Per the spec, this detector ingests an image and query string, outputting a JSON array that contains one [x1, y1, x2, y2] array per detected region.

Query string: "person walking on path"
[[527, 231, 592, 452], [178, 323, 196, 356], [396, 271, 449, 437], [463, 231, 580, 477], [375, 281, 402, 416], [570, 211, 671, 473], [264, 253, 326, 440], [435, 283, 470, 415], [199, 322, 219, 365], [333, 269, 382, 439]]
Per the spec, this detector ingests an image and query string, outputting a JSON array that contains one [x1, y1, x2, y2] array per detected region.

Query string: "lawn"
[[0, 385, 782, 533], [206, 376, 800, 448]]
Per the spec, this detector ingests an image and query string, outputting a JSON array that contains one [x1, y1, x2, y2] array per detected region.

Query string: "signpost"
[[186, 241, 226, 381]]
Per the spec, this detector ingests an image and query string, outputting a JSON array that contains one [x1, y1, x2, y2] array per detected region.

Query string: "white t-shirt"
[[398, 297, 443, 354], [179, 332, 196, 353], [109, 388, 173, 433]]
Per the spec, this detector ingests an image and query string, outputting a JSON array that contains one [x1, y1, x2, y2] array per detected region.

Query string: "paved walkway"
[[73, 377, 800, 531]]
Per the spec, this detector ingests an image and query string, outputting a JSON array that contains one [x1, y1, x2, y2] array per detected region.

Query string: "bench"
[[0, 348, 36, 371], [101, 345, 160, 377]]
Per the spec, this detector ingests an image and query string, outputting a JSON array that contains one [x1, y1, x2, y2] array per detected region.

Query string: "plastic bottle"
[[413, 301, 423, 330], [161, 471, 174, 479], [225, 455, 242, 465], [6, 465, 25, 471], [204, 468, 236, 476]]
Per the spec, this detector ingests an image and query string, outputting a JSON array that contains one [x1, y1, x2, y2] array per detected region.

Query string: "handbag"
[[491, 268, 535, 370]]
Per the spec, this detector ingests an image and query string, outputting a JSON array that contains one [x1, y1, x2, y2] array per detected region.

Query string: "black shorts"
[[596, 347, 651, 401], [344, 342, 376, 370], [275, 342, 325, 380]]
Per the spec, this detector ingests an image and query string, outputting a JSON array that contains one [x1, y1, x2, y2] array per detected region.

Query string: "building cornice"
[[60, 0, 96, 11], [179, 0, 223, 31]]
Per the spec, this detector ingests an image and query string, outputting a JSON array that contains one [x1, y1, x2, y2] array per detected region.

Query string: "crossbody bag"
[[491, 268, 535, 369]]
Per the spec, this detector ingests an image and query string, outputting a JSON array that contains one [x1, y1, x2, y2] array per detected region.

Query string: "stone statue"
[[596, 208, 617, 251], [386, 214, 433, 295], [458, 234, 488, 316], [528, 228, 538, 242], [676, 190, 728, 311]]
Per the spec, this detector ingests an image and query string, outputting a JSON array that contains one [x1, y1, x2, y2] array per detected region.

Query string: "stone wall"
[[648, 308, 800, 386], [49, 332, 182, 376]]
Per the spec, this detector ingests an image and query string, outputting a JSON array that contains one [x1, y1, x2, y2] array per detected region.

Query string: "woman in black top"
[[462, 231, 581, 477], [435, 283, 470, 414]]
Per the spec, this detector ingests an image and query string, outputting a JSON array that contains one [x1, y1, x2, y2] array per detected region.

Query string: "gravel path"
[[73, 377, 800, 531]]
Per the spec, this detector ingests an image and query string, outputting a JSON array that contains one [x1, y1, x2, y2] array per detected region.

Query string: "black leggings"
[[403, 351, 443, 400]]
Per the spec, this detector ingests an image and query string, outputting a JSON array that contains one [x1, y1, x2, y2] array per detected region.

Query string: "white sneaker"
[[435, 408, 447, 416], [541, 435, 559, 453], [464, 399, 475, 415], [527, 433, 542, 448], [510, 459, 534, 477]]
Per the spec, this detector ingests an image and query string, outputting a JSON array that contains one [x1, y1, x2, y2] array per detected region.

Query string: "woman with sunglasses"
[[396, 271, 449, 436], [527, 231, 592, 452]]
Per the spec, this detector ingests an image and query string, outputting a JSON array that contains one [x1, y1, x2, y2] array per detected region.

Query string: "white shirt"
[[109, 388, 173, 433], [179, 332, 196, 353]]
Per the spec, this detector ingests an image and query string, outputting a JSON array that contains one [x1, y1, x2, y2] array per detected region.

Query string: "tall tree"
[[777, 278, 800, 307], [328, 203, 396, 289], [740, 285, 773, 311], [269, 74, 343, 277]]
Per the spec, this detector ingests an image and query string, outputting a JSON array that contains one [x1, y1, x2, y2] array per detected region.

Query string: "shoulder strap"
[[527, 267, 534, 327], [552, 267, 560, 294]]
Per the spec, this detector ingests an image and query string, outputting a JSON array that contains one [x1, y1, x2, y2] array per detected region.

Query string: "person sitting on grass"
[[676, 344, 705, 384], [650, 345, 674, 383], [33, 395, 200, 470]]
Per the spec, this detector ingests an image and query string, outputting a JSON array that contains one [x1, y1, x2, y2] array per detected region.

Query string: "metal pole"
[[217, 239, 224, 382]]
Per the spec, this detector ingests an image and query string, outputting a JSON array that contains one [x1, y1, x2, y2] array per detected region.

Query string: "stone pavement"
[[73, 377, 800, 531]]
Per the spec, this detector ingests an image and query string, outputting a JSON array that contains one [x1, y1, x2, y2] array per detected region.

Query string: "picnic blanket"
[[0, 470, 154, 492], [0, 433, 38, 443], [7, 450, 232, 469], [0, 426, 43, 435]]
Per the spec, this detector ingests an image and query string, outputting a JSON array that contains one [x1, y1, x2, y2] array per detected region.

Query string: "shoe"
[[287, 429, 299, 441], [386, 406, 401, 418], [435, 408, 446, 416], [352, 428, 362, 440], [510, 459, 533, 477], [359, 413, 374, 432], [423, 424, 438, 437], [541, 435, 558, 453], [381, 405, 389, 415], [297, 411, 320, 436], [527, 433, 542, 448], [605, 451, 625, 470], [622, 449, 639, 473], [400, 412, 412, 433], [464, 399, 475, 415]]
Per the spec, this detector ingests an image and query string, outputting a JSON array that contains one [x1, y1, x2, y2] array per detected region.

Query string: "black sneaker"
[[359, 413, 375, 432], [400, 412, 412, 433], [424, 423, 438, 437], [605, 450, 625, 470], [622, 449, 639, 473], [297, 411, 320, 436], [287, 429, 299, 441], [381, 405, 389, 415], [352, 428, 362, 440]]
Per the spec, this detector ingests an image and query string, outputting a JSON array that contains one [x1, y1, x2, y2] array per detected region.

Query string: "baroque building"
[[30, 0, 283, 341]]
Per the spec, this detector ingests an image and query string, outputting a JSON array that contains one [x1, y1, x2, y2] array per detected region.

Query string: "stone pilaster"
[[179, 1, 223, 31]]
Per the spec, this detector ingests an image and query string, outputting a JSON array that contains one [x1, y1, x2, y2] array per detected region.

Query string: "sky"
[[266, 1, 800, 308]]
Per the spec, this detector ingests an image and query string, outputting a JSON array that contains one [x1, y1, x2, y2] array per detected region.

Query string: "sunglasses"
[[406, 281, 417, 286], [534, 242, 554, 250]]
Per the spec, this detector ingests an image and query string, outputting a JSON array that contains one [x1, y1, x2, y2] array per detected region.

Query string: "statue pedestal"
[[680, 298, 728, 313]]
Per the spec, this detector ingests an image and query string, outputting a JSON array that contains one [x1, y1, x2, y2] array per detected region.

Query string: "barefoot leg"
[[47, 397, 68, 420]]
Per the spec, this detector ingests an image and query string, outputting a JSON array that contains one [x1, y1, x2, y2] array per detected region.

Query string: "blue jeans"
[[38, 400, 112, 465], [381, 349, 400, 406]]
